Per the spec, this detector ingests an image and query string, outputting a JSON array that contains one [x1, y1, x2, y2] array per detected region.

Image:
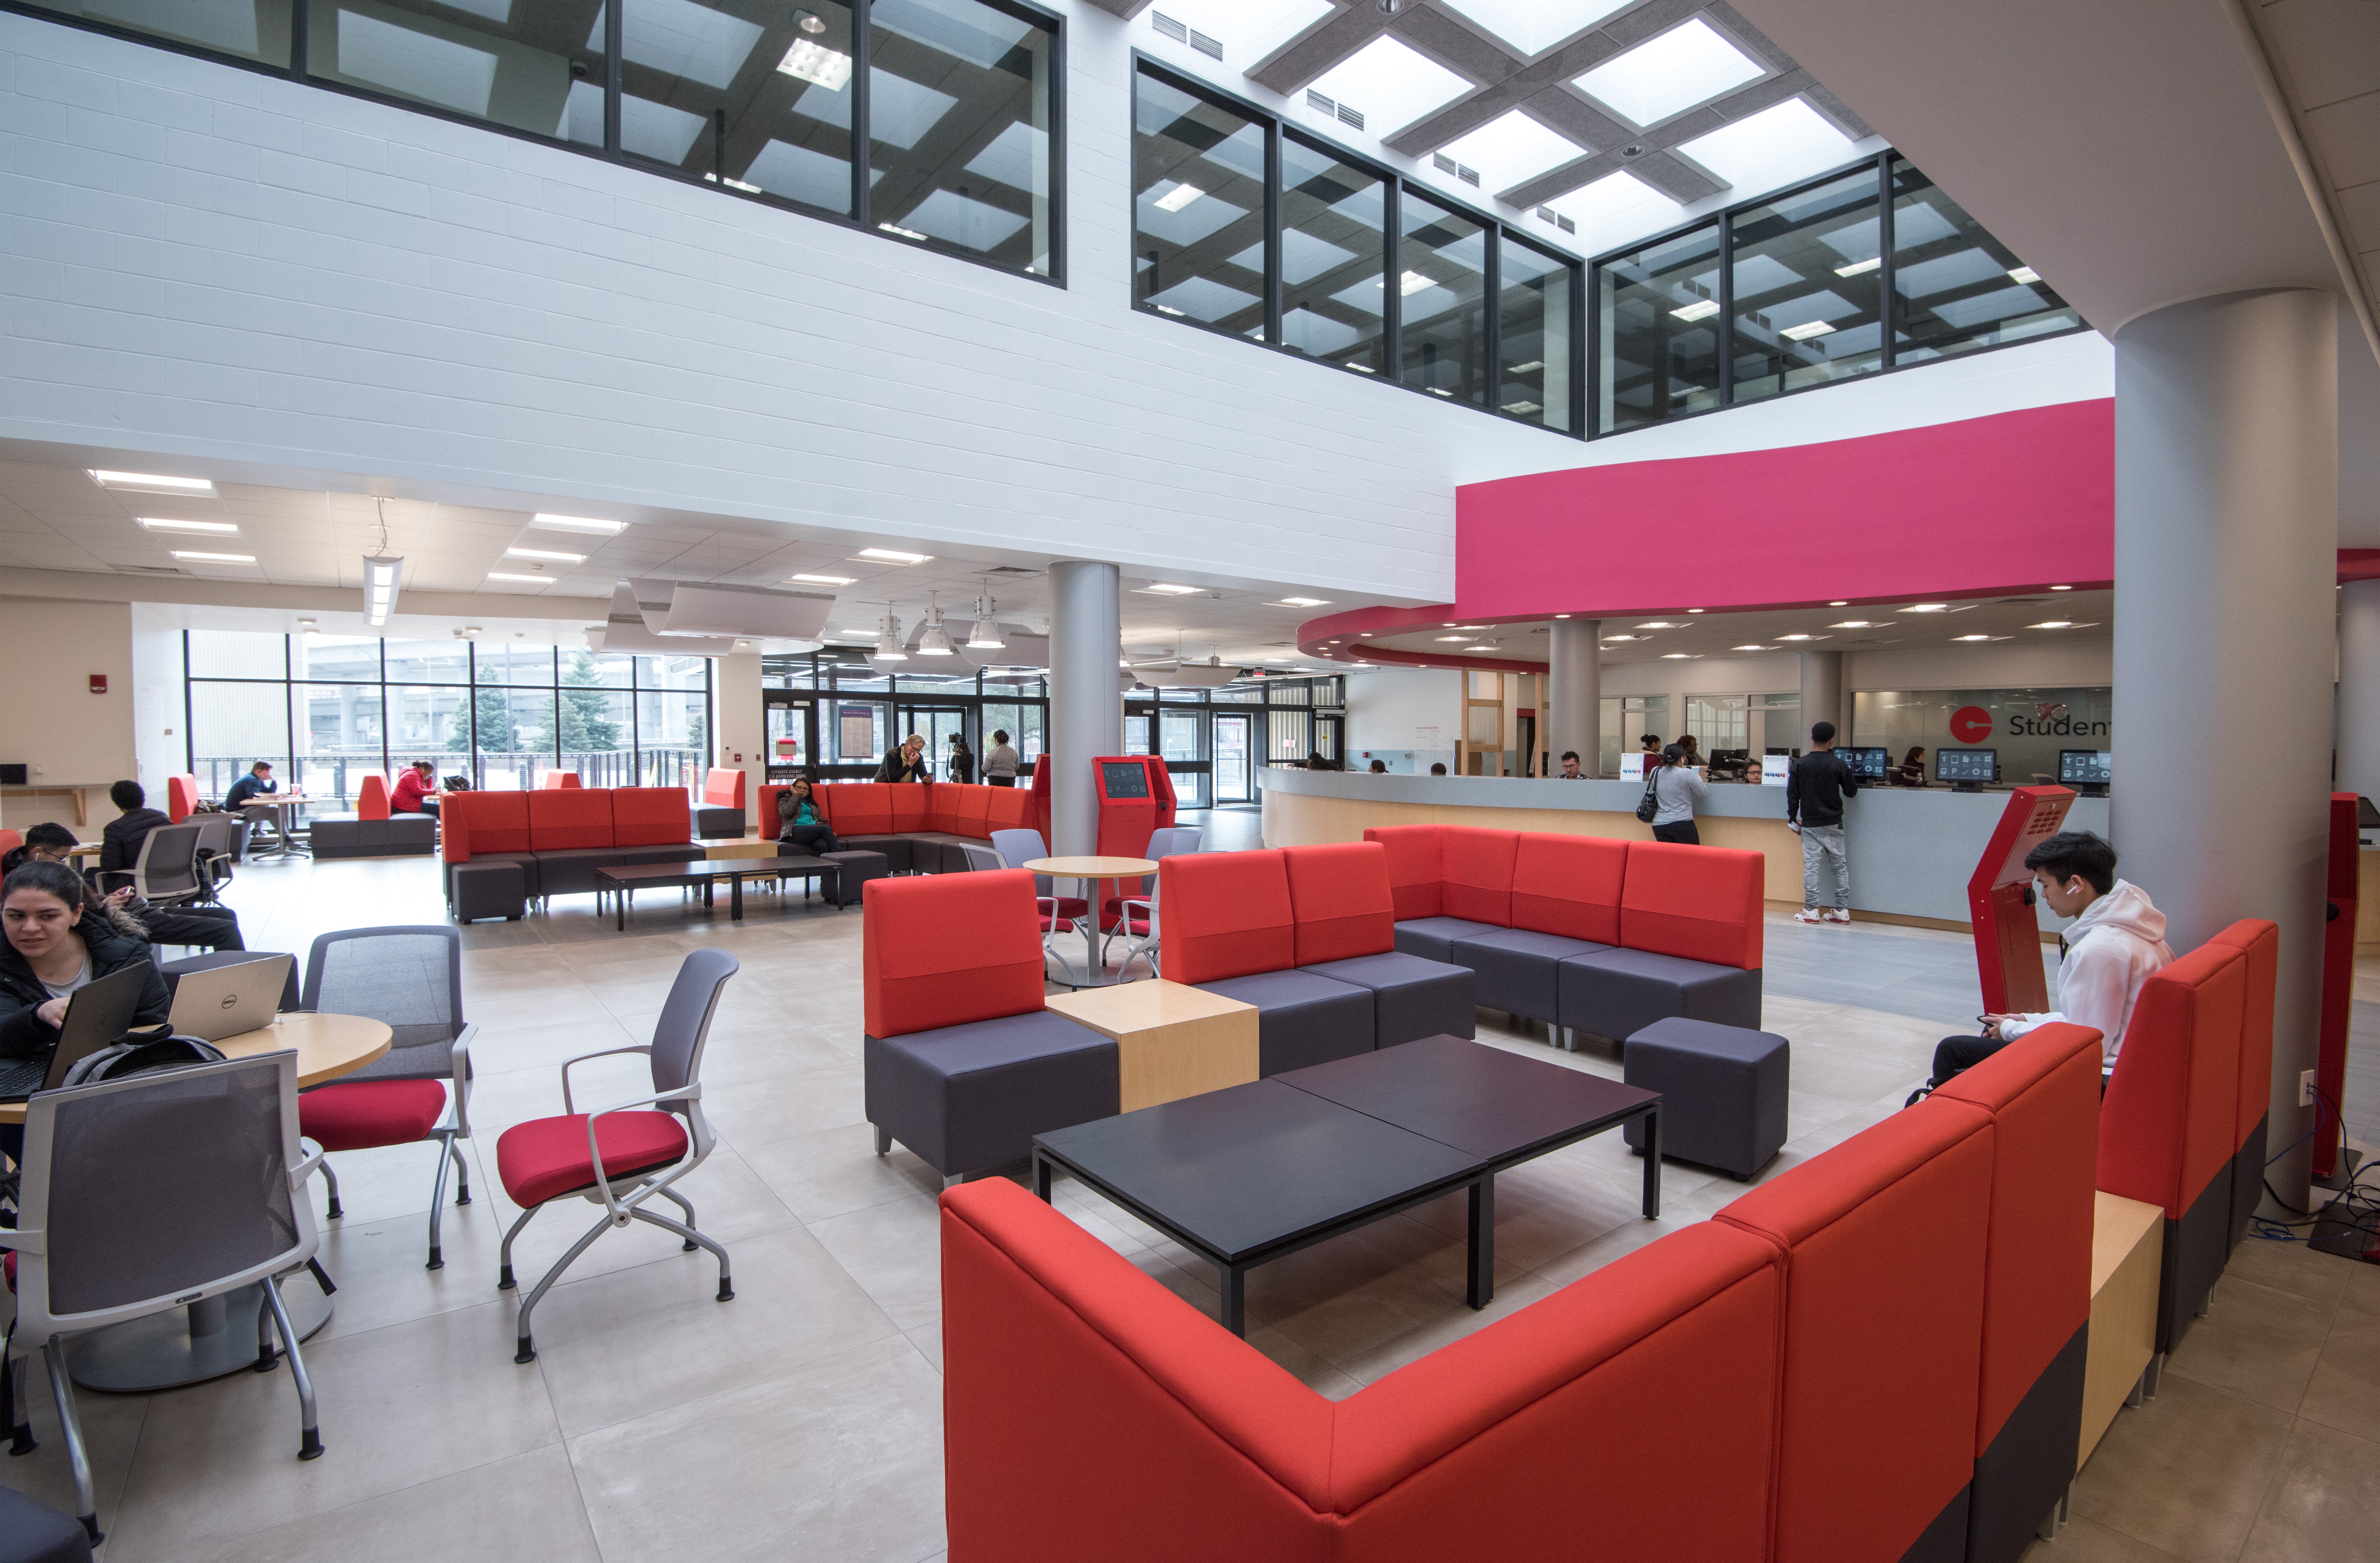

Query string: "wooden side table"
[[1046, 980, 1258, 1112], [2078, 1190, 2164, 1472]]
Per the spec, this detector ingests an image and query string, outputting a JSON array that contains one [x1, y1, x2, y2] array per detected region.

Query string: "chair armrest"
[[583, 1086, 700, 1224], [0, 1226, 38, 1255], [560, 1043, 653, 1114], [449, 1024, 478, 1136]]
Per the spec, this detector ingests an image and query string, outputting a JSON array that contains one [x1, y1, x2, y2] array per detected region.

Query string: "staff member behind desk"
[[7, 823, 248, 952], [1557, 751, 1585, 779], [875, 735, 929, 783], [1650, 744, 1708, 845], [1786, 721, 1857, 926], [1894, 746, 1927, 787], [984, 730, 1020, 787], [775, 776, 841, 857], [1914, 831, 2172, 1100]]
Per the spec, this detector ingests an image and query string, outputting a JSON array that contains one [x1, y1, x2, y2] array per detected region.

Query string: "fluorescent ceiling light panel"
[[1834, 256, 1881, 277], [788, 573, 855, 585], [1954, 634, 1993, 641], [2029, 621, 2075, 629], [1432, 109, 1588, 192], [1901, 603, 1950, 612], [91, 470, 216, 495], [1780, 320, 1837, 341], [1675, 98, 1857, 201], [1141, 583, 1202, 595], [1276, 597, 1328, 607], [1438, 0, 1634, 58], [1542, 170, 1685, 253], [363, 555, 403, 627], [1732, 644, 1767, 651], [505, 546, 585, 563], [1830, 620, 1874, 628], [1572, 19, 1765, 128], [2008, 265, 2041, 284], [138, 517, 240, 534], [1778, 633, 1814, 641], [1304, 36, 1474, 138], [776, 38, 851, 89], [857, 547, 932, 563], [1661, 653, 1695, 660], [171, 551, 255, 563], [1153, 181, 1204, 212], [487, 572, 553, 583], [529, 513, 627, 535]]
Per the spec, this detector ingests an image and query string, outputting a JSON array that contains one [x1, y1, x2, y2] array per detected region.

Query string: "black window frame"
[[2, 0, 1067, 288]]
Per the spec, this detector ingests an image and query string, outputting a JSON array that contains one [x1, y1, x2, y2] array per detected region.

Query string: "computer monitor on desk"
[[1842, 747, 1890, 782], [2058, 749, 2111, 797], [1937, 749, 1998, 792]]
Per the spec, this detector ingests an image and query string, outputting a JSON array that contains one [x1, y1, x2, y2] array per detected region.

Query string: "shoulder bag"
[[1635, 767, 1661, 824]]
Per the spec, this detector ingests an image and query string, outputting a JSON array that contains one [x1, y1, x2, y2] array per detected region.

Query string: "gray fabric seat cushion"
[[452, 860, 527, 922], [386, 814, 437, 852], [1198, 968, 1374, 1076], [1447, 928, 1614, 1026], [864, 1010, 1118, 1178], [1557, 946, 1762, 1045], [1392, 915, 1509, 963], [1298, 951, 1476, 1047], [1620, 1016, 1790, 1180], [447, 850, 540, 901], [529, 846, 635, 898], [0, 1484, 93, 1563], [695, 806, 746, 839]]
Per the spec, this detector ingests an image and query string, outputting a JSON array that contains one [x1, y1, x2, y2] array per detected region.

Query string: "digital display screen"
[[2059, 750, 2112, 785], [1099, 761, 1150, 799], [1843, 747, 1891, 781], [1937, 749, 1998, 782]]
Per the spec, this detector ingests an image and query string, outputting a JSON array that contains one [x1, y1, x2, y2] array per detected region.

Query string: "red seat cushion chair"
[[496, 1111, 690, 1208], [299, 1078, 447, 1153], [166, 774, 199, 822], [1285, 842, 1477, 1049]]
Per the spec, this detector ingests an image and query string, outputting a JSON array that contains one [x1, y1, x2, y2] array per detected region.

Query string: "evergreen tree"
[[543, 652, 621, 754]]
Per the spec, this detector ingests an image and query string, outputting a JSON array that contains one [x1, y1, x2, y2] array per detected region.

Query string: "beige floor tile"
[[2299, 1299, 2380, 1442], [743, 1120, 946, 1224], [2224, 1239, 2357, 1307], [2019, 1515, 2191, 1561], [568, 1334, 945, 1563], [2166, 1274, 2336, 1413], [904, 1322, 944, 1374], [0, 1367, 148, 1535], [699, 1068, 871, 1152], [314, 1194, 512, 1341], [2238, 1418, 2380, 1562], [304, 1130, 475, 1230], [2070, 1373, 2296, 1563], [466, 1013, 644, 1076], [805, 1192, 945, 1333]]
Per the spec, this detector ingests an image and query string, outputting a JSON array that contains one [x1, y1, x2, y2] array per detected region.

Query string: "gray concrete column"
[[2113, 287, 2338, 1208], [1545, 620, 1600, 774], [1798, 651, 1844, 749], [2340, 578, 2380, 805], [1047, 560, 1122, 858]]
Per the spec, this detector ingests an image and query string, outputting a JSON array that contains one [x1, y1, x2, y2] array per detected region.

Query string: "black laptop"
[[0, 965, 151, 1100]]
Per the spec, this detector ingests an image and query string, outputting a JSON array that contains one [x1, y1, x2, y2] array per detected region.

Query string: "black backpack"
[[59, 1035, 227, 1088]]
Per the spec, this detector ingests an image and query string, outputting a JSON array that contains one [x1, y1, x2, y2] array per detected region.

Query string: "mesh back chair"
[[988, 828, 1089, 947], [188, 812, 237, 900], [1101, 827, 1202, 977], [494, 948, 738, 1364], [958, 843, 1006, 873], [113, 822, 203, 906], [295, 927, 476, 1268], [1, 1053, 325, 1544]]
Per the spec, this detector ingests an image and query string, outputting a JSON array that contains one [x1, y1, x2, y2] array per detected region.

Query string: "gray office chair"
[[111, 822, 203, 907], [188, 811, 237, 900], [495, 948, 738, 1365], [295, 927, 476, 1268], [989, 826, 1088, 954], [958, 843, 1006, 872], [1, 1052, 326, 1544], [1101, 827, 1202, 977]]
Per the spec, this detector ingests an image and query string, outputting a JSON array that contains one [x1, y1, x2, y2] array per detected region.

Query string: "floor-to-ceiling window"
[[180, 630, 714, 804]]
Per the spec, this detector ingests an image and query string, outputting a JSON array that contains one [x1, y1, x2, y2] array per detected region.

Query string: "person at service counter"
[[875, 734, 929, 783], [1896, 746, 1927, 786], [985, 730, 1020, 787], [1787, 721, 1857, 925], [1558, 751, 1584, 779], [1651, 743, 1708, 845], [1914, 831, 2172, 1099]]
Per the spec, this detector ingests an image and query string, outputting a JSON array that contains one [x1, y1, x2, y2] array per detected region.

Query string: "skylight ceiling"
[[1303, 35, 1474, 138], [1674, 99, 1861, 203], [1437, 0, 1637, 58], [1434, 110, 1591, 193], [1542, 169, 1687, 254], [1572, 18, 1768, 128]]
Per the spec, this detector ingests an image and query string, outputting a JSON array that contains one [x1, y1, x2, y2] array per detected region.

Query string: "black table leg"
[[617, 889, 627, 932], [1467, 1175, 1495, 1309], [1221, 1267, 1246, 1337], [1641, 1106, 1661, 1219], [730, 875, 743, 921], [1032, 1151, 1051, 1201]]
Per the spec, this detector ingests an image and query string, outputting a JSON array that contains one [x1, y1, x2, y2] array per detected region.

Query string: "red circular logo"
[[1950, 706, 1993, 745]]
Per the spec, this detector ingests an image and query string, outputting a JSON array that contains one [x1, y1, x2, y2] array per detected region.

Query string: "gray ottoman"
[[695, 806, 746, 839], [452, 860, 527, 923], [821, 849, 889, 907], [1621, 1017, 1789, 1180]]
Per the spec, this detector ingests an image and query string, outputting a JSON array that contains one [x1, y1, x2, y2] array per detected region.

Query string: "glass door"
[[763, 695, 814, 782], [1123, 704, 1156, 757], [1158, 706, 1206, 807], [896, 704, 973, 780], [1212, 712, 1253, 802], [1314, 714, 1343, 767]]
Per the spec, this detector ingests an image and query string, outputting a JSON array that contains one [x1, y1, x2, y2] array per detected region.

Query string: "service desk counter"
[[1260, 769, 2110, 933]]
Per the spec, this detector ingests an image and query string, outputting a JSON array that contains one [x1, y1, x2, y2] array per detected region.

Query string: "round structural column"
[[2339, 578, 2380, 806], [1047, 559, 1123, 858], [2113, 287, 2338, 1205], [1545, 619, 1601, 773], [1798, 652, 1844, 748]]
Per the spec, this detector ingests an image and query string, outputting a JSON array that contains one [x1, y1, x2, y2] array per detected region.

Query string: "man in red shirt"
[[391, 760, 437, 815]]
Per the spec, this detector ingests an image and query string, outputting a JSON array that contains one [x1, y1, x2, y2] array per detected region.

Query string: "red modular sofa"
[[756, 780, 1037, 872], [942, 1022, 2107, 1563], [439, 786, 701, 904], [696, 767, 747, 839], [1360, 825, 1764, 1046]]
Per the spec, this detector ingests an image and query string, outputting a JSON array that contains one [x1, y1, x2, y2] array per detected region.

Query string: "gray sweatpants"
[[1801, 823, 1849, 909]]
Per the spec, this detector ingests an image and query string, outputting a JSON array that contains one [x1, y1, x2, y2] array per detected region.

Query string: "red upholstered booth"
[[1282, 843, 1398, 967], [701, 768, 745, 809], [538, 771, 582, 789], [1160, 848, 1296, 985], [165, 774, 199, 823], [2206, 919, 2278, 1249], [439, 786, 696, 908], [1365, 824, 1444, 921], [356, 774, 391, 821], [750, 780, 1054, 871], [862, 869, 1047, 1039], [526, 787, 612, 849], [1511, 833, 1628, 945], [1619, 840, 1765, 970], [1439, 826, 1519, 926]]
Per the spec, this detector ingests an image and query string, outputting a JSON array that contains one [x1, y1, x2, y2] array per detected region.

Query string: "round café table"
[[20, 1013, 395, 1392], [1026, 857, 1158, 988]]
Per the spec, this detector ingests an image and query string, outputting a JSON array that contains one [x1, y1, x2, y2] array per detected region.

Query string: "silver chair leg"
[[41, 1338, 100, 1544], [496, 1202, 543, 1292], [319, 1153, 343, 1220], [509, 1210, 619, 1364], [659, 1185, 701, 1248], [3, 1324, 32, 1454], [425, 1131, 469, 1271], [261, 1276, 323, 1460], [254, 1285, 280, 1371], [627, 1207, 732, 1301]]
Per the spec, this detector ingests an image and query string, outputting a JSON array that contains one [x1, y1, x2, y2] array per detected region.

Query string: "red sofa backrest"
[[539, 771, 581, 789], [863, 870, 1045, 1038], [166, 775, 198, 823], [1160, 849, 1296, 984], [1716, 1097, 1994, 1563], [526, 787, 613, 850], [2099, 942, 2245, 1219], [1363, 825, 1444, 920], [1283, 843, 1396, 966], [1619, 841, 1764, 969], [1440, 827, 1518, 926], [822, 782, 894, 835], [356, 774, 391, 821], [1933, 1022, 2102, 1456], [611, 787, 691, 847], [950, 783, 993, 840], [889, 784, 929, 833], [941, 1176, 1783, 1558], [2207, 919, 2278, 1151], [1511, 833, 1628, 945], [440, 790, 530, 861], [986, 786, 1034, 832], [702, 768, 745, 808]]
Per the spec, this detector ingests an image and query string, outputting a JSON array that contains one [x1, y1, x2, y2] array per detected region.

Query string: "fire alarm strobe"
[[88, 674, 107, 694]]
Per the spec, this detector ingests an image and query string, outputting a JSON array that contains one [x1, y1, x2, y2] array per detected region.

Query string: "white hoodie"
[[1999, 880, 2174, 1062]]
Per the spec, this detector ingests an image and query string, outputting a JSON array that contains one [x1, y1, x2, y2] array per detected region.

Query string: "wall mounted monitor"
[[2058, 750, 2112, 786], [1937, 748, 1998, 788], [1842, 747, 1891, 781]]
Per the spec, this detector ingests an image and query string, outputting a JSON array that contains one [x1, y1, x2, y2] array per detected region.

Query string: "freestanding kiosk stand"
[[2315, 792, 2361, 1181], [1026, 756, 1178, 858], [1966, 785, 2076, 1014]]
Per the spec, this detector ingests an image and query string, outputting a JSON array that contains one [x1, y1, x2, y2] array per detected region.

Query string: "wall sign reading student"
[[1855, 688, 2111, 785]]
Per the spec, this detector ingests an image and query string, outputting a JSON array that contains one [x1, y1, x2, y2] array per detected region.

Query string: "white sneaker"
[[1823, 909, 1852, 925], [1793, 909, 1825, 924]]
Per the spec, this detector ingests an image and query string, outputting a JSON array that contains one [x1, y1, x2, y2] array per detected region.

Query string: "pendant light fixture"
[[873, 610, 908, 661], [362, 496, 402, 626], [917, 597, 956, 657], [964, 592, 1006, 650]]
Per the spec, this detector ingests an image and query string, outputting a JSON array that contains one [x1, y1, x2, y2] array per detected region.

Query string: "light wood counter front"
[[2080, 1190, 2164, 1472], [1046, 981, 1259, 1113]]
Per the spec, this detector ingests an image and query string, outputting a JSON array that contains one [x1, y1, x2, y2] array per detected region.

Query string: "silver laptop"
[[0, 964, 151, 1100], [167, 954, 293, 1042]]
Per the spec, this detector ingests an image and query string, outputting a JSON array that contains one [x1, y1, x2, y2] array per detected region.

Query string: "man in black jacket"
[[98, 779, 171, 876], [1786, 721, 1858, 925]]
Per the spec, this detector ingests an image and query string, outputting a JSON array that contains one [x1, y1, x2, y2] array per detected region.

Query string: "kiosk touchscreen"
[[1937, 748, 1998, 792], [2058, 749, 2111, 796], [1842, 747, 1891, 782]]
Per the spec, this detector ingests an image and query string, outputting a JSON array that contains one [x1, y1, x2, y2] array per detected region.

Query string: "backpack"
[[59, 1035, 227, 1088]]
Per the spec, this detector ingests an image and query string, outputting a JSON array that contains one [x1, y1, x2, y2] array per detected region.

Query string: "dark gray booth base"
[[2229, 1112, 2268, 1251], [2159, 1173, 2234, 1353], [1966, 1324, 2086, 1563], [1392, 919, 1762, 1049], [309, 814, 437, 858], [1901, 1485, 1973, 1563], [865, 1014, 1119, 1182]]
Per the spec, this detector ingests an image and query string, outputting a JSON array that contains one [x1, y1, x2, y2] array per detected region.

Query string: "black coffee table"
[[1031, 1035, 1661, 1335], [593, 855, 838, 930]]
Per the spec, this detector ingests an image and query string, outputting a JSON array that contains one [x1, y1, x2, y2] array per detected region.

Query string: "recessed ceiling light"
[[1828, 601, 1848, 607], [1834, 257, 1881, 277], [2008, 265, 2041, 285], [1830, 620, 1874, 628], [171, 550, 254, 563], [778, 37, 852, 89], [1635, 621, 1677, 629], [2049, 584, 2073, 591], [1953, 634, 1993, 642], [1670, 299, 1721, 322], [505, 546, 584, 563], [1153, 181, 1205, 213], [2028, 621, 2075, 630], [1573, 18, 1765, 127], [487, 572, 553, 584], [1660, 652, 1694, 659], [138, 517, 240, 534], [1554, 613, 1571, 619], [91, 469, 216, 495], [1141, 583, 1202, 595], [1778, 633, 1815, 641], [1602, 634, 1639, 641], [1277, 597, 1328, 607], [1731, 644, 1766, 651], [789, 573, 855, 585], [528, 513, 626, 535], [1901, 603, 1949, 613], [1780, 321, 1838, 342], [296, 618, 317, 627], [1686, 608, 1705, 613], [857, 548, 932, 563]]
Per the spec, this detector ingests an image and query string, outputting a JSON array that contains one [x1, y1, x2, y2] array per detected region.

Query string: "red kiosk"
[[1966, 785, 2077, 1014], [1027, 755, 1178, 857], [2315, 792, 2361, 1180]]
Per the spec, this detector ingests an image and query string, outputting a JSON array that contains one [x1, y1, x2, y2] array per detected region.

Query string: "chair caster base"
[[253, 1347, 278, 1373], [79, 1516, 102, 1546], [299, 1430, 324, 1461], [682, 1239, 698, 1253], [425, 1250, 444, 1271], [325, 1200, 343, 1220], [456, 1192, 471, 1206], [497, 1266, 515, 1290], [514, 1337, 536, 1364], [717, 1284, 735, 1302], [8, 1423, 35, 1456]]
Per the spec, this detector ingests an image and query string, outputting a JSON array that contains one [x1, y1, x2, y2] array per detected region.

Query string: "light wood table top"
[[1026, 856, 1158, 878], [0, 1011, 392, 1124], [65, 842, 102, 859], [1046, 980, 1258, 1113], [1046, 980, 1255, 1037]]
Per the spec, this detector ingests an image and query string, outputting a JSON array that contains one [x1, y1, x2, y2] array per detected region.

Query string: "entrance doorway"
[[897, 704, 973, 781], [763, 695, 815, 783], [1212, 713, 1254, 802]]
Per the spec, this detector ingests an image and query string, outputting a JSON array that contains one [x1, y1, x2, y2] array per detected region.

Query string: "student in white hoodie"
[[1915, 831, 2174, 1098]]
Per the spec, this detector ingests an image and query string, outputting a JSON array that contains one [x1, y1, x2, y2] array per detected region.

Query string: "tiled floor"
[[2, 839, 2374, 1561]]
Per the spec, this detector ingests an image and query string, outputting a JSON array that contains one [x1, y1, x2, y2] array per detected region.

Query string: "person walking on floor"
[[1650, 743, 1708, 845], [1787, 720, 1858, 925], [984, 730, 1020, 787]]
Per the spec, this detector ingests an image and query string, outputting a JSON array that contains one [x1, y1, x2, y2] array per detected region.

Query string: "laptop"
[[166, 954, 293, 1043], [0, 964, 153, 1100]]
